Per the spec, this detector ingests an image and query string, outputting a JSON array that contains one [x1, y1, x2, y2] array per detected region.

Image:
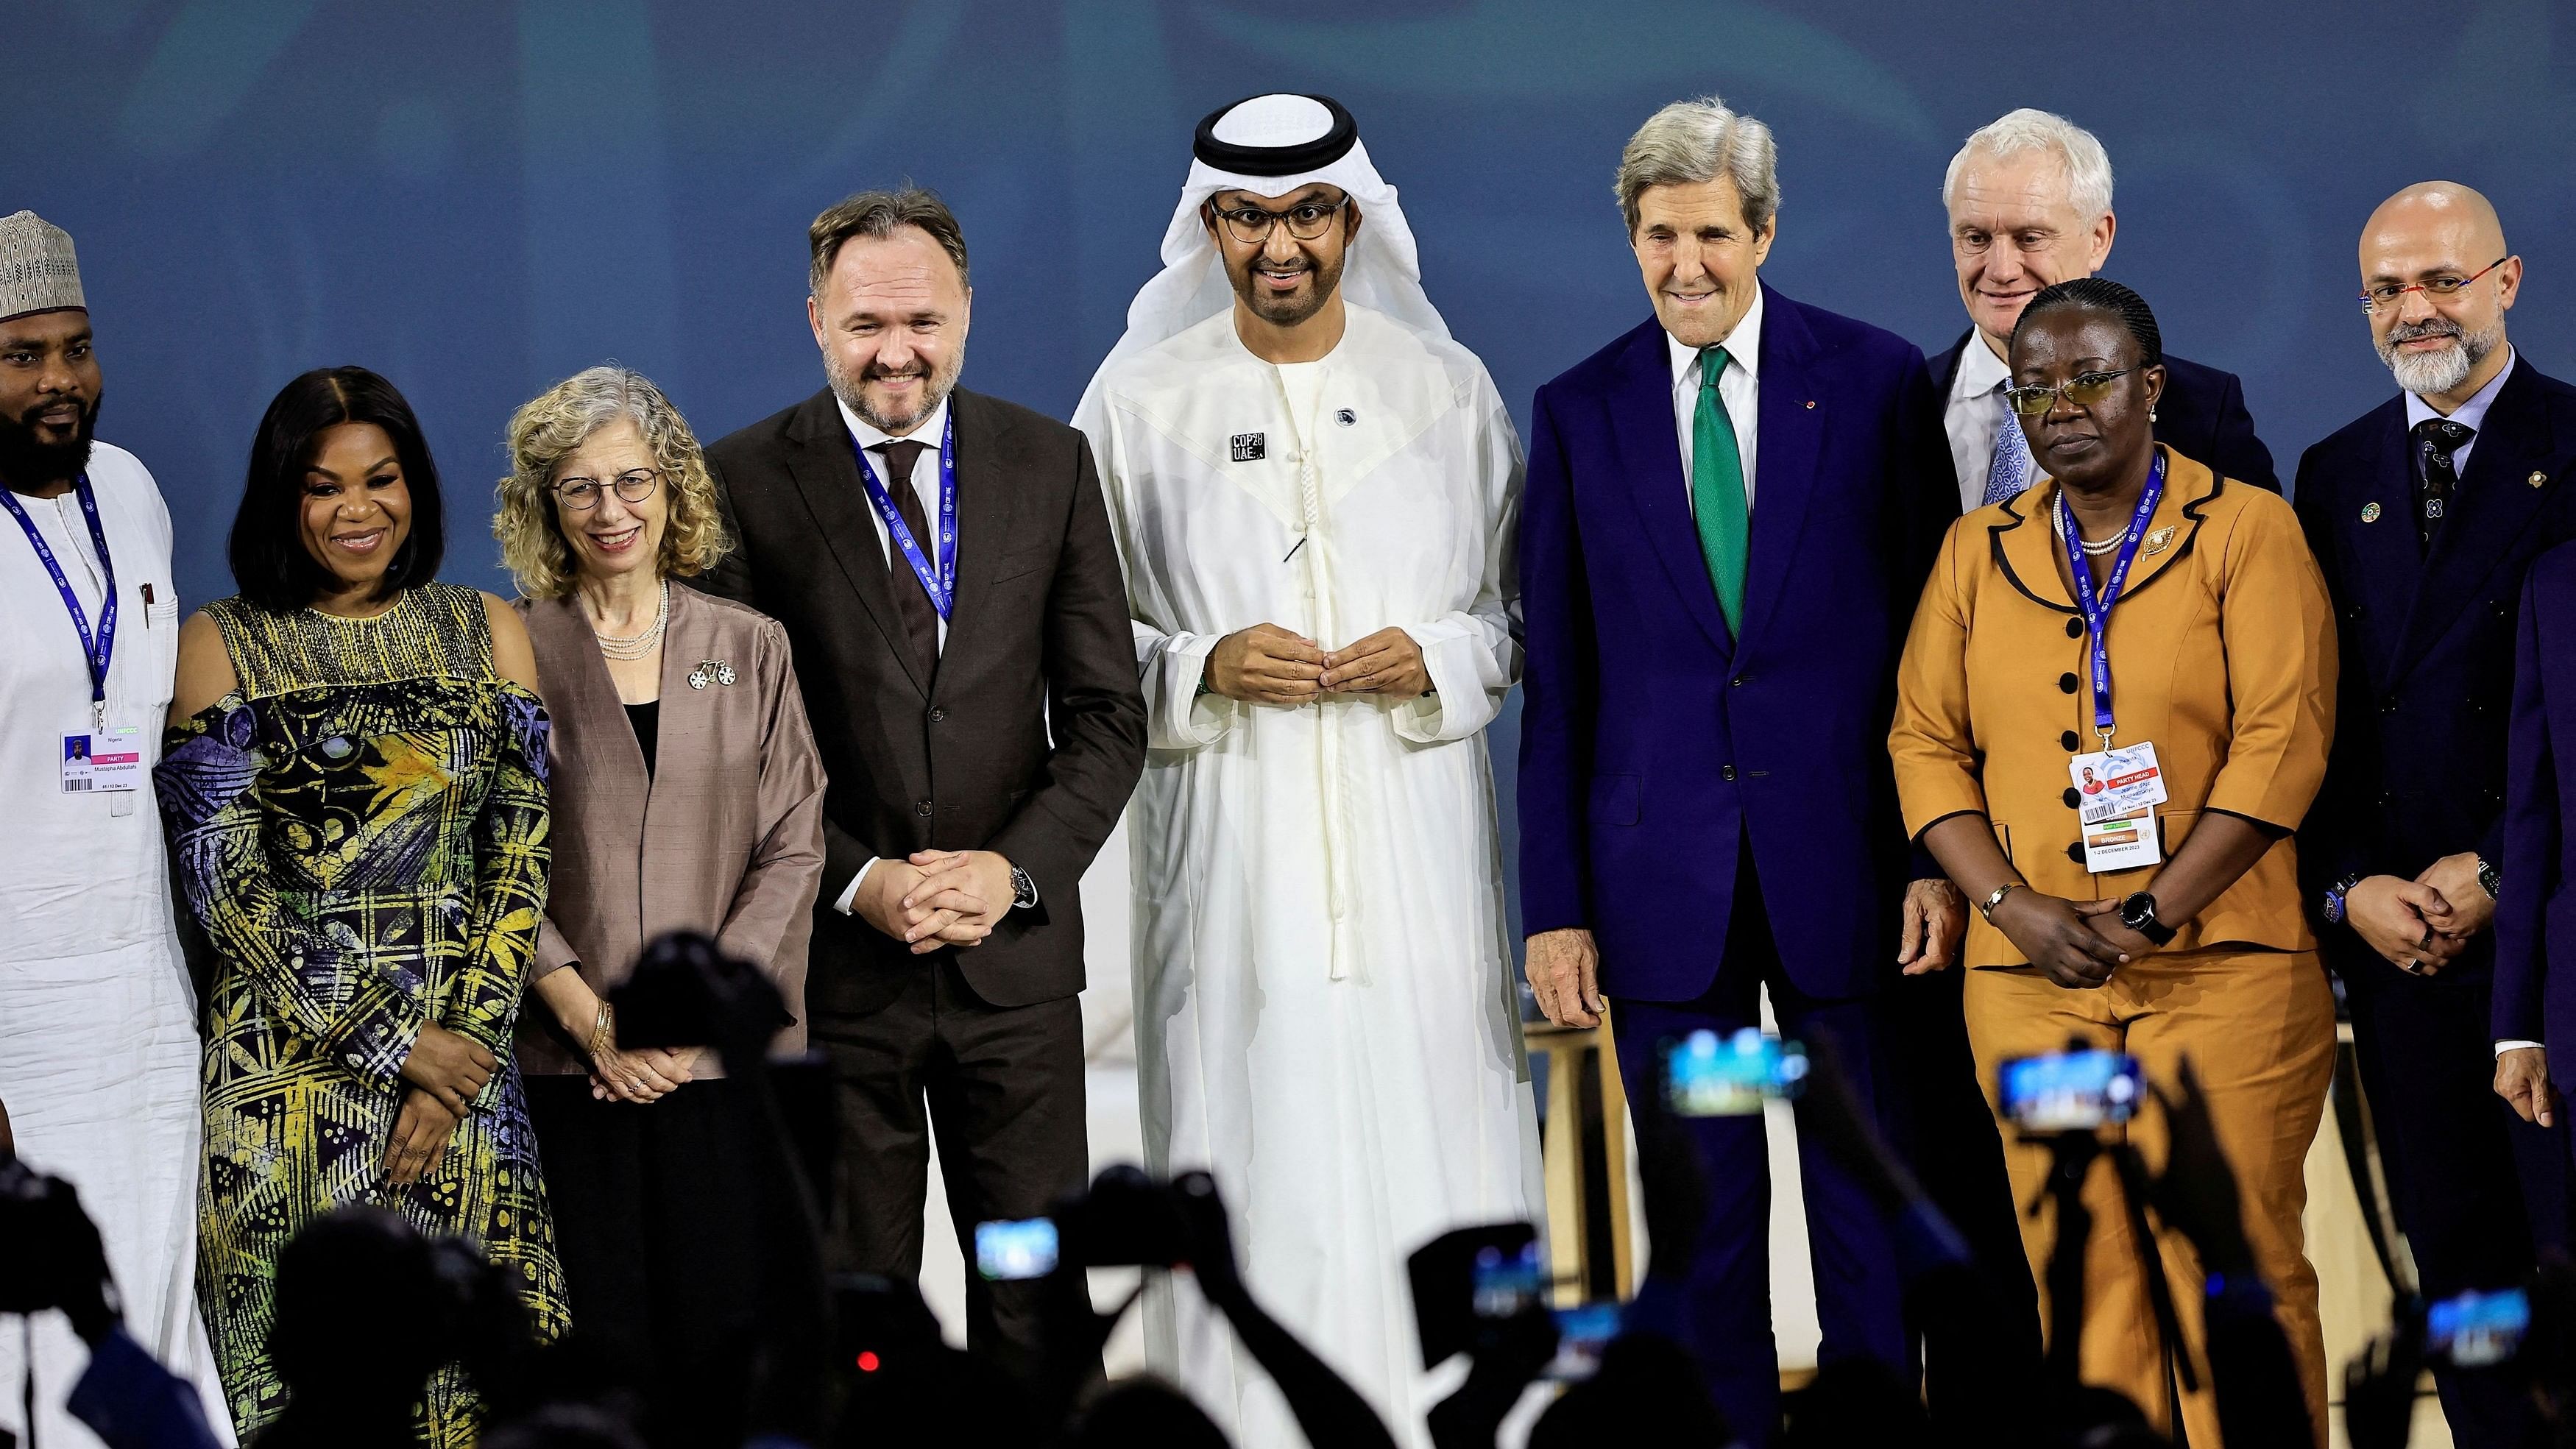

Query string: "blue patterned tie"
[[1981, 386, 2036, 506]]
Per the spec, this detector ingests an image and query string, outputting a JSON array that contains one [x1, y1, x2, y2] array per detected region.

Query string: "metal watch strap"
[[2478, 857, 2502, 901], [1009, 864, 1038, 910]]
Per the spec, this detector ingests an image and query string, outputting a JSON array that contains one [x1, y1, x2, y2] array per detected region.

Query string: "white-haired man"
[[0, 211, 232, 1445], [1076, 93, 1538, 1449], [1933, 107, 2276, 509], [1518, 97, 1958, 1443]]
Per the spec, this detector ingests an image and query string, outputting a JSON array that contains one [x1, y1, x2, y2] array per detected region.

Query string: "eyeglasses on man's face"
[[2360, 256, 2510, 313], [553, 468, 662, 511], [2005, 368, 2137, 417], [1210, 198, 1349, 247]]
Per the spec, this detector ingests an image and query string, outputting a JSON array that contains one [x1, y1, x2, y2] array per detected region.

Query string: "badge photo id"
[[62, 726, 143, 795], [2069, 742, 2168, 826], [2081, 812, 2162, 874]]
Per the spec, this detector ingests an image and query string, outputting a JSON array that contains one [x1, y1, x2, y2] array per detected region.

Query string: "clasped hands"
[[854, 849, 1017, 955], [1987, 890, 2159, 990], [1203, 623, 1428, 704], [2343, 851, 2494, 979], [386, 1021, 492, 1186]]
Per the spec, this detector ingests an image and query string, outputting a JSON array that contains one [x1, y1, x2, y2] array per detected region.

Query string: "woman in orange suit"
[[1889, 277, 2339, 1446]]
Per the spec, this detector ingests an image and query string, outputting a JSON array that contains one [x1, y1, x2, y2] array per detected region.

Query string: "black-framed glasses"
[[553, 468, 662, 510], [2004, 369, 2137, 417], [2360, 256, 2510, 313], [1209, 198, 1349, 246]]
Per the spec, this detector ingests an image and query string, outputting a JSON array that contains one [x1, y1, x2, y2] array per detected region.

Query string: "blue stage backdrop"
[[15, 0, 2576, 937]]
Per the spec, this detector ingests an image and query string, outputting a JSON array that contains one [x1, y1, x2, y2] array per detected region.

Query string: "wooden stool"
[[1524, 1012, 1636, 1304]]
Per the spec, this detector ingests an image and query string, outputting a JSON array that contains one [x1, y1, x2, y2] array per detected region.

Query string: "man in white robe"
[[0, 212, 232, 1446], [1075, 96, 1541, 1449]]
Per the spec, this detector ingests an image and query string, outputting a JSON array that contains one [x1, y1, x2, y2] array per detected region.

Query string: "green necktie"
[[1691, 344, 1749, 633]]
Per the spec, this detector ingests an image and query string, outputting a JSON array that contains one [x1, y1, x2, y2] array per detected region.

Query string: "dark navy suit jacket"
[[2496, 542, 2576, 1074], [1929, 329, 2280, 492], [2294, 357, 2576, 980], [1519, 286, 1957, 1003]]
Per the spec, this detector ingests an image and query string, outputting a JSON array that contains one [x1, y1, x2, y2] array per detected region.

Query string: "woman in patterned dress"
[[158, 366, 568, 1445]]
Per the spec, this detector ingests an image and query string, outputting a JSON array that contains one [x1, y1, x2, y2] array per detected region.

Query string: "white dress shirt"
[[2407, 345, 2516, 478], [1942, 333, 2020, 511], [831, 392, 955, 916], [1667, 285, 1763, 512]]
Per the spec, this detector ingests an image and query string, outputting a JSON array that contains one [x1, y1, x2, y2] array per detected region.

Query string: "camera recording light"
[[855, 1350, 881, 1372]]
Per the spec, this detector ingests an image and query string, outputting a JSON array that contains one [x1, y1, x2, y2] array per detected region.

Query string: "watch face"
[[2120, 892, 2154, 928]]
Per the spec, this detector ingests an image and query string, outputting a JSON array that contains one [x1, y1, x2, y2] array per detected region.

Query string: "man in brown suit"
[[701, 188, 1146, 1375]]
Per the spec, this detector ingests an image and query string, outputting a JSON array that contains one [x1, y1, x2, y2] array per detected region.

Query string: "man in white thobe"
[[0, 212, 232, 1446], [1075, 96, 1540, 1449]]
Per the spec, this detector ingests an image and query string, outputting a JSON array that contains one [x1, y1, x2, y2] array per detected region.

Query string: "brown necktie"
[[877, 439, 941, 679]]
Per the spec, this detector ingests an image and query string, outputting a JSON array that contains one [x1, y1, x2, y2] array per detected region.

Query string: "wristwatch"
[[2119, 890, 2178, 946], [1008, 864, 1039, 911], [2321, 873, 2363, 926], [2478, 857, 2502, 901]]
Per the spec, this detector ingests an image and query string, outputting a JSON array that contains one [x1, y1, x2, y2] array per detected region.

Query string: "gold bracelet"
[[1978, 881, 2024, 921], [589, 1000, 615, 1062]]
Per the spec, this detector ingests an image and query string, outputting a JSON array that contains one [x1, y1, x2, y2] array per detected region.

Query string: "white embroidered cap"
[[0, 211, 85, 322]]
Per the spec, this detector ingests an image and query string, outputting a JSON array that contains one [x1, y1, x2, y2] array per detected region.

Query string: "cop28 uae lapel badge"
[[2360, 501, 2382, 523]]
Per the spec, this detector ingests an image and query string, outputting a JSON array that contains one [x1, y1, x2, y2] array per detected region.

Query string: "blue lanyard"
[[852, 408, 958, 621], [1, 475, 117, 731], [2056, 450, 2165, 748]]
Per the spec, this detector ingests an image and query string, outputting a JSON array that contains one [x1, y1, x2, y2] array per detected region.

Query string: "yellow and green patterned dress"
[[156, 582, 570, 1444]]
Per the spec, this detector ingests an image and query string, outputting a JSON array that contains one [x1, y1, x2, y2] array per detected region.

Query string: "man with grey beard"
[[2294, 180, 2576, 1447], [701, 187, 1144, 1378]]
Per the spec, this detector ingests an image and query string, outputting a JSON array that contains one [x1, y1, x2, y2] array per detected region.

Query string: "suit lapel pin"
[[2533, 471, 2550, 489], [2142, 525, 2176, 556], [2360, 501, 2382, 523], [1804, 400, 1816, 409], [687, 659, 736, 690]]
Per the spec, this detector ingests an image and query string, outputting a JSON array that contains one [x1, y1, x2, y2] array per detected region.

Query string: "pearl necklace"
[[591, 579, 668, 660], [2053, 501, 2128, 556]]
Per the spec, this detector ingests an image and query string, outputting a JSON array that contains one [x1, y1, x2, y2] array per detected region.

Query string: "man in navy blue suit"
[[1518, 96, 1961, 1441], [2296, 181, 2576, 1446], [1928, 108, 2276, 503], [2497, 541, 2576, 1146]]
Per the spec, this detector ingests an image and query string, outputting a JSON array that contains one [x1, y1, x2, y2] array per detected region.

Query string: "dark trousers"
[[525, 1074, 767, 1447], [1609, 857, 1908, 1449], [1888, 965, 2044, 1424], [810, 952, 1088, 1380], [2340, 954, 2570, 1444]]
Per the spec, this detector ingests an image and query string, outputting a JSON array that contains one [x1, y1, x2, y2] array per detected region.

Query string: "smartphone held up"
[[1998, 1047, 2143, 1134], [1663, 1027, 1808, 1117]]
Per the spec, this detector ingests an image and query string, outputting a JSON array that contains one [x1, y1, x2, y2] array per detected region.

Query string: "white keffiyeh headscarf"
[[1078, 94, 1450, 419]]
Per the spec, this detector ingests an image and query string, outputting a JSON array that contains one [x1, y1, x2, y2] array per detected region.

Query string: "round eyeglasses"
[[553, 468, 662, 511]]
